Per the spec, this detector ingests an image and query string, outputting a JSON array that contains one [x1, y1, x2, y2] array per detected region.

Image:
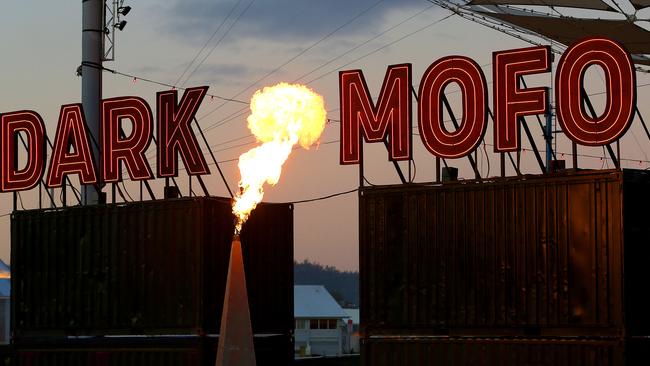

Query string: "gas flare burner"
[[215, 231, 256, 366]]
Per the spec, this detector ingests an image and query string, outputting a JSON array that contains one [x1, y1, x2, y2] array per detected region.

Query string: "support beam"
[[383, 139, 408, 184], [118, 127, 156, 200], [487, 108, 521, 176], [115, 183, 127, 202], [519, 78, 556, 168], [572, 143, 578, 169], [581, 87, 619, 168], [144, 180, 156, 200], [500, 153, 506, 177], [194, 117, 234, 198], [196, 175, 210, 197], [441, 95, 481, 179], [635, 106, 650, 142], [171, 176, 183, 197], [520, 116, 546, 173], [17, 133, 70, 205], [359, 146, 364, 188]]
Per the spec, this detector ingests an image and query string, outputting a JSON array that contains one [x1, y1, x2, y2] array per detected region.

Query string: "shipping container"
[[359, 169, 650, 337], [362, 336, 650, 366], [10, 196, 294, 357], [10, 334, 289, 366], [0, 345, 12, 366], [295, 355, 360, 366]]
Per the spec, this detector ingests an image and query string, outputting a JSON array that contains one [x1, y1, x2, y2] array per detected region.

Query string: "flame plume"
[[233, 83, 326, 234]]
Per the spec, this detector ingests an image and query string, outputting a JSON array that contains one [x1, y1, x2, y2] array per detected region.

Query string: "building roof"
[[0, 279, 9, 298], [0, 259, 10, 297], [0, 259, 9, 275], [294, 285, 348, 319]]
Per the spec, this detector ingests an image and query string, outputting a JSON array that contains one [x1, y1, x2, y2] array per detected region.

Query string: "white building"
[[343, 308, 360, 354], [0, 260, 9, 344], [294, 285, 348, 357]]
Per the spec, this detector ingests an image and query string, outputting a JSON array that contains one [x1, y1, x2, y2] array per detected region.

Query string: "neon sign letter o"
[[418, 56, 488, 159], [556, 37, 636, 146]]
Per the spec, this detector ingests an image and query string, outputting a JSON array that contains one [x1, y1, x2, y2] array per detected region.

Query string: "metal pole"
[[545, 93, 553, 172], [616, 141, 621, 170], [572, 142, 578, 169], [13, 134, 18, 211], [194, 118, 234, 198], [359, 147, 364, 188], [81, 0, 103, 205]]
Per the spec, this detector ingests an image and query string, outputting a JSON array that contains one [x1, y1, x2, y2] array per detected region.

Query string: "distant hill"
[[294, 260, 359, 307]]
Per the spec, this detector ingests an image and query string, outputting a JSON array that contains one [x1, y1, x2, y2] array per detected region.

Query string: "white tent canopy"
[[469, 0, 614, 11], [433, 0, 650, 69], [477, 11, 650, 54]]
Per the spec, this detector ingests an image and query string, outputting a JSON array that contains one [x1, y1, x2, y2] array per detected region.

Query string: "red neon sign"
[[339, 64, 412, 164], [101, 96, 154, 182], [157, 86, 210, 177], [0, 36, 640, 194], [418, 56, 488, 158], [339, 37, 637, 164], [493, 46, 550, 152], [0, 86, 212, 193], [46, 104, 98, 188], [1, 111, 45, 192], [556, 37, 635, 146]]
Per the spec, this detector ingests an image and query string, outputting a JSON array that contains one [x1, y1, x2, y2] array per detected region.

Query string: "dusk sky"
[[1, 0, 650, 270]]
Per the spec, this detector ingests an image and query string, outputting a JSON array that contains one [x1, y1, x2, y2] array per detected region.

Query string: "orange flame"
[[233, 83, 326, 233]]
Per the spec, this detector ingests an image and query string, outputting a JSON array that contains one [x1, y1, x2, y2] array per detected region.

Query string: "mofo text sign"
[[338, 37, 636, 164], [0, 87, 210, 192]]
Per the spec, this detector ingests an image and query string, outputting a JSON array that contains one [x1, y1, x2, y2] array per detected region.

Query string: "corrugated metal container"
[[620, 170, 650, 337], [359, 169, 650, 337], [10, 334, 288, 366], [10, 196, 293, 361], [362, 336, 650, 366], [0, 345, 13, 365], [295, 355, 360, 366]]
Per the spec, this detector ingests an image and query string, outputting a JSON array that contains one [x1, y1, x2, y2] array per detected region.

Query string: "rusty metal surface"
[[362, 336, 650, 366], [359, 170, 650, 336], [10, 197, 293, 349], [9, 335, 289, 366]]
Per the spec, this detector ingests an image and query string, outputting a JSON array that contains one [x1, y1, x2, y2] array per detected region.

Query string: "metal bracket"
[[103, 0, 126, 61]]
